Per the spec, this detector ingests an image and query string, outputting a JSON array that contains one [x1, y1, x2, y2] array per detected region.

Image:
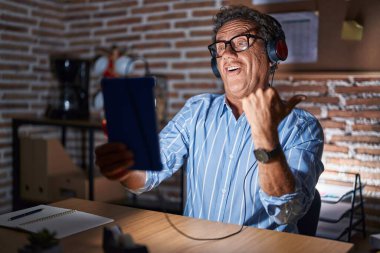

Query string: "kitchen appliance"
[[46, 56, 90, 119]]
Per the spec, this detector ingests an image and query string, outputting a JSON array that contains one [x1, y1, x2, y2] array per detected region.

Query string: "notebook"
[[101, 77, 162, 171], [0, 205, 113, 239]]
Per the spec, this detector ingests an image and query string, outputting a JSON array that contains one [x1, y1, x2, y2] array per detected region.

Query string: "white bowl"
[[115, 56, 133, 76], [93, 56, 109, 76]]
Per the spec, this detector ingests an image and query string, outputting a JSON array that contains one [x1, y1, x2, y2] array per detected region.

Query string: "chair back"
[[297, 189, 321, 236]]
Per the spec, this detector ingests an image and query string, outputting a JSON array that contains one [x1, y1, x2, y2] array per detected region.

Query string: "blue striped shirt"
[[140, 93, 324, 232]]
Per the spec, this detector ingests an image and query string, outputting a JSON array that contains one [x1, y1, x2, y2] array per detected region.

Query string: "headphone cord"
[[269, 63, 277, 87], [158, 162, 256, 241]]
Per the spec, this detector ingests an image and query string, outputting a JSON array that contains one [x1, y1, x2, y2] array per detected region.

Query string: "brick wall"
[[0, 0, 379, 230], [275, 73, 380, 230], [0, 0, 65, 213]]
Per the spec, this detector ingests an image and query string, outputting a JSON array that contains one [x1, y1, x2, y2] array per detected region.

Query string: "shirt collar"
[[219, 94, 230, 117], [219, 94, 249, 124]]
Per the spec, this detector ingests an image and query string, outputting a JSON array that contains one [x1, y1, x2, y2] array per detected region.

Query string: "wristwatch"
[[254, 144, 282, 163]]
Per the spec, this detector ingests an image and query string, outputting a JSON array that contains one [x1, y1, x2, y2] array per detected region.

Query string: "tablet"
[[101, 77, 162, 171]]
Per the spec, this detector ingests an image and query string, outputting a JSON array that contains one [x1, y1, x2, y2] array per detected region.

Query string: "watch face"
[[254, 149, 269, 163]]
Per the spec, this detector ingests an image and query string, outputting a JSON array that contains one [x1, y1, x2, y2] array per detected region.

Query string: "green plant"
[[27, 229, 59, 250]]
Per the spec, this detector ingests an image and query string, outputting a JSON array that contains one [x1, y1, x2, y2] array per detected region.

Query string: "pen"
[[8, 208, 43, 221]]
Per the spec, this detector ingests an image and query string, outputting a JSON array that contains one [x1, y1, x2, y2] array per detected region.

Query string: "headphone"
[[211, 16, 288, 78]]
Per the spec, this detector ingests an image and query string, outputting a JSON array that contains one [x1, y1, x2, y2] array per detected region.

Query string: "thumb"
[[286, 94, 307, 113]]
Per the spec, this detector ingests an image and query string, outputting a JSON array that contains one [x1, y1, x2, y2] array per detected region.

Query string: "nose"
[[222, 43, 237, 59]]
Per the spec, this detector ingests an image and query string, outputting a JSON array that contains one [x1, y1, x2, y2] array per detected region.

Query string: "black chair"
[[297, 189, 321, 236]]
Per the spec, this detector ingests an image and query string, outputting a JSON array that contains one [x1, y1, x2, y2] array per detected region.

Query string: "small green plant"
[[27, 229, 59, 250]]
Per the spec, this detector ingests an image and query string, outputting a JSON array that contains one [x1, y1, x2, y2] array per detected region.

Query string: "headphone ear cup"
[[211, 57, 221, 78], [267, 38, 288, 63]]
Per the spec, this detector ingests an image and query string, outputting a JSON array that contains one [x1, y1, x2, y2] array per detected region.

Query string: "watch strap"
[[254, 143, 282, 163]]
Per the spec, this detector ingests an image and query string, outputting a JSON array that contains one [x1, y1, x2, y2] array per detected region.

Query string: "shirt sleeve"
[[125, 97, 194, 194], [259, 110, 324, 225]]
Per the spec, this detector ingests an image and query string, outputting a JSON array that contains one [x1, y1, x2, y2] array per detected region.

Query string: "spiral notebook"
[[0, 205, 113, 239]]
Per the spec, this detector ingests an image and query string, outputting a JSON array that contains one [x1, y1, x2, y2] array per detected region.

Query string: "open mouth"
[[227, 66, 240, 72], [225, 66, 241, 74]]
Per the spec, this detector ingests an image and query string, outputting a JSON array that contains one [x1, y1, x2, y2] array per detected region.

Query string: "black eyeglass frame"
[[208, 34, 266, 58]]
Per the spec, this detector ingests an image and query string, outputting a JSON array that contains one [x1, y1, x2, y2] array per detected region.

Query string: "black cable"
[[158, 161, 256, 241], [270, 63, 277, 87]]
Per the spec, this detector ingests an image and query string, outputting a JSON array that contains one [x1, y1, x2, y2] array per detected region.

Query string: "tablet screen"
[[101, 77, 162, 171]]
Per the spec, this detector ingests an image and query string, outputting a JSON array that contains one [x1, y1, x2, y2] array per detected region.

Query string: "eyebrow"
[[215, 27, 257, 42], [215, 32, 245, 42]]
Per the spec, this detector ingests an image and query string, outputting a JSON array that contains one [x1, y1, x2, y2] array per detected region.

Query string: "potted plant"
[[18, 229, 62, 253]]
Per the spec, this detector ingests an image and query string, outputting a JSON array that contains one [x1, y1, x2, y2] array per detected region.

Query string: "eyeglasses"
[[208, 34, 265, 58]]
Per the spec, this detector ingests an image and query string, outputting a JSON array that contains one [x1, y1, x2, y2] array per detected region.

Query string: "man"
[[95, 5, 324, 233]]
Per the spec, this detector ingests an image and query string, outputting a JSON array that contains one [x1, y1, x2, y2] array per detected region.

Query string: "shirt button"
[[229, 154, 234, 159]]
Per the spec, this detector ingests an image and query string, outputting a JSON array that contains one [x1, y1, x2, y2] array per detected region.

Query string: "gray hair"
[[212, 5, 285, 43]]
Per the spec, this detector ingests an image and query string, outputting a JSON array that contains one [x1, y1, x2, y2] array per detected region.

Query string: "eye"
[[232, 37, 248, 50], [237, 40, 247, 47], [216, 42, 225, 51]]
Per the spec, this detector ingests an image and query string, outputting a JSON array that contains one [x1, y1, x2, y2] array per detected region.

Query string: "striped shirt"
[[139, 93, 324, 233]]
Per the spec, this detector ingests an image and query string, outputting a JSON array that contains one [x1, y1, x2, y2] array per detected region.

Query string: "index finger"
[[95, 142, 128, 156]]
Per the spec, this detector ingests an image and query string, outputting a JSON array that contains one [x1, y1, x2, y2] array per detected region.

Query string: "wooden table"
[[0, 198, 353, 253]]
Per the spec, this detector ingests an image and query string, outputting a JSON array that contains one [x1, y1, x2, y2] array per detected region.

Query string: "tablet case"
[[101, 77, 162, 171]]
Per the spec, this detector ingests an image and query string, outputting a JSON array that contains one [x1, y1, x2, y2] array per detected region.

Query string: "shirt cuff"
[[259, 178, 306, 225], [125, 171, 151, 195]]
